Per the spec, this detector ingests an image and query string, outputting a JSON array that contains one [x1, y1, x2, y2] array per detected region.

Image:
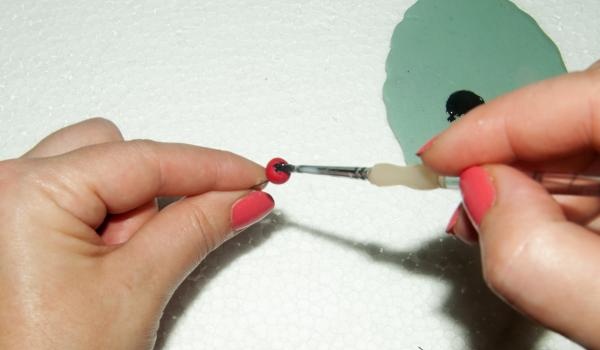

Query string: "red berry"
[[266, 157, 291, 184]]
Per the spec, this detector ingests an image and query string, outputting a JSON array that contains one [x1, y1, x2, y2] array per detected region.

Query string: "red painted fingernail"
[[459, 166, 495, 227], [416, 136, 436, 156], [231, 191, 275, 231], [445, 205, 461, 234]]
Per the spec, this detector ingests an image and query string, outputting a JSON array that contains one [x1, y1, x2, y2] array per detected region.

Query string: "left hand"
[[0, 118, 273, 349]]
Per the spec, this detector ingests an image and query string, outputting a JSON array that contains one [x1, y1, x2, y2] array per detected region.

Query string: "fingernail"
[[231, 191, 275, 231], [448, 204, 480, 245], [416, 136, 436, 156], [459, 166, 495, 227], [252, 180, 269, 190], [445, 205, 461, 234]]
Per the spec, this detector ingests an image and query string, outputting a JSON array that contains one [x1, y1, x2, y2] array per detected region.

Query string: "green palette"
[[383, 0, 566, 164]]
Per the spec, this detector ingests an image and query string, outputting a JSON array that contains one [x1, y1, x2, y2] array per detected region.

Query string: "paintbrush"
[[266, 158, 600, 196]]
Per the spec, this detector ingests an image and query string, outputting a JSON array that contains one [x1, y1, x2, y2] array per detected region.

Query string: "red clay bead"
[[266, 157, 291, 184]]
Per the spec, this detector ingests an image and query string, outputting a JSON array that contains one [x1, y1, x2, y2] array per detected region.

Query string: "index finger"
[[36, 140, 266, 227], [420, 63, 600, 175]]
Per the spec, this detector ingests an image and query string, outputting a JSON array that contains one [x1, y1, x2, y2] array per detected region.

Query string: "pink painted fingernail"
[[445, 205, 461, 234], [459, 166, 495, 227], [231, 191, 274, 231], [416, 136, 436, 156]]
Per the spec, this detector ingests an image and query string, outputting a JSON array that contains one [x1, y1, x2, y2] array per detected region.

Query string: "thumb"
[[109, 190, 274, 296], [460, 165, 600, 348]]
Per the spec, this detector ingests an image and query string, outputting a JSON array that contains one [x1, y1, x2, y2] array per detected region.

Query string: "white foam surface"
[[0, 1, 598, 349]]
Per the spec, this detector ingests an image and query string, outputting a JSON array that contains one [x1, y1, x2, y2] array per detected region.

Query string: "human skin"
[[2, 63, 599, 349], [0, 118, 273, 349], [420, 61, 600, 349]]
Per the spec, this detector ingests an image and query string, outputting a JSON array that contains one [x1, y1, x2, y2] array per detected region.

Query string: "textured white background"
[[1, 1, 599, 349]]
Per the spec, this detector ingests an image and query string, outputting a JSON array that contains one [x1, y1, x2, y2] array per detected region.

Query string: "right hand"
[[420, 61, 600, 349]]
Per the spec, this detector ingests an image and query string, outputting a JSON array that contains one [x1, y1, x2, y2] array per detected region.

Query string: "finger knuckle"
[[588, 66, 600, 86], [125, 139, 163, 187], [588, 59, 600, 72], [481, 237, 525, 295], [126, 139, 158, 151], [482, 253, 510, 296], [186, 203, 218, 259], [125, 139, 161, 162], [481, 228, 548, 296], [86, 117, 123, 140], [0, 159, 23, 191], [0, 160, 48, 219], [587, 64, 600, 89]]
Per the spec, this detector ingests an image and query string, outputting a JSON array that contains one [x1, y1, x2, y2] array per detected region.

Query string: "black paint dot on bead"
[[266, 157, 291, 184], [446, 90, 485, 122], [274, 163, 290, 173]]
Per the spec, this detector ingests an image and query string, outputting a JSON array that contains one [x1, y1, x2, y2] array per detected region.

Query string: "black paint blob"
[[446, 90, 485, 122], [274, 162, 292, 174]]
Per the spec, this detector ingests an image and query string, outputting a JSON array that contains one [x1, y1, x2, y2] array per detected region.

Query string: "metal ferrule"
[[438, 176, 460, 189], [293, 165, 370, 180]]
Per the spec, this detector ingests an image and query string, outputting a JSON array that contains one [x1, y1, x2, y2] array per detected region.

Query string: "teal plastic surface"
[[383, 0, 566, 164]]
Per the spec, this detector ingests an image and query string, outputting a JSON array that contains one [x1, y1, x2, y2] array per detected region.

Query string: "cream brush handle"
[[367, 164, 600, 196], [367, 163, 457, 189]]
